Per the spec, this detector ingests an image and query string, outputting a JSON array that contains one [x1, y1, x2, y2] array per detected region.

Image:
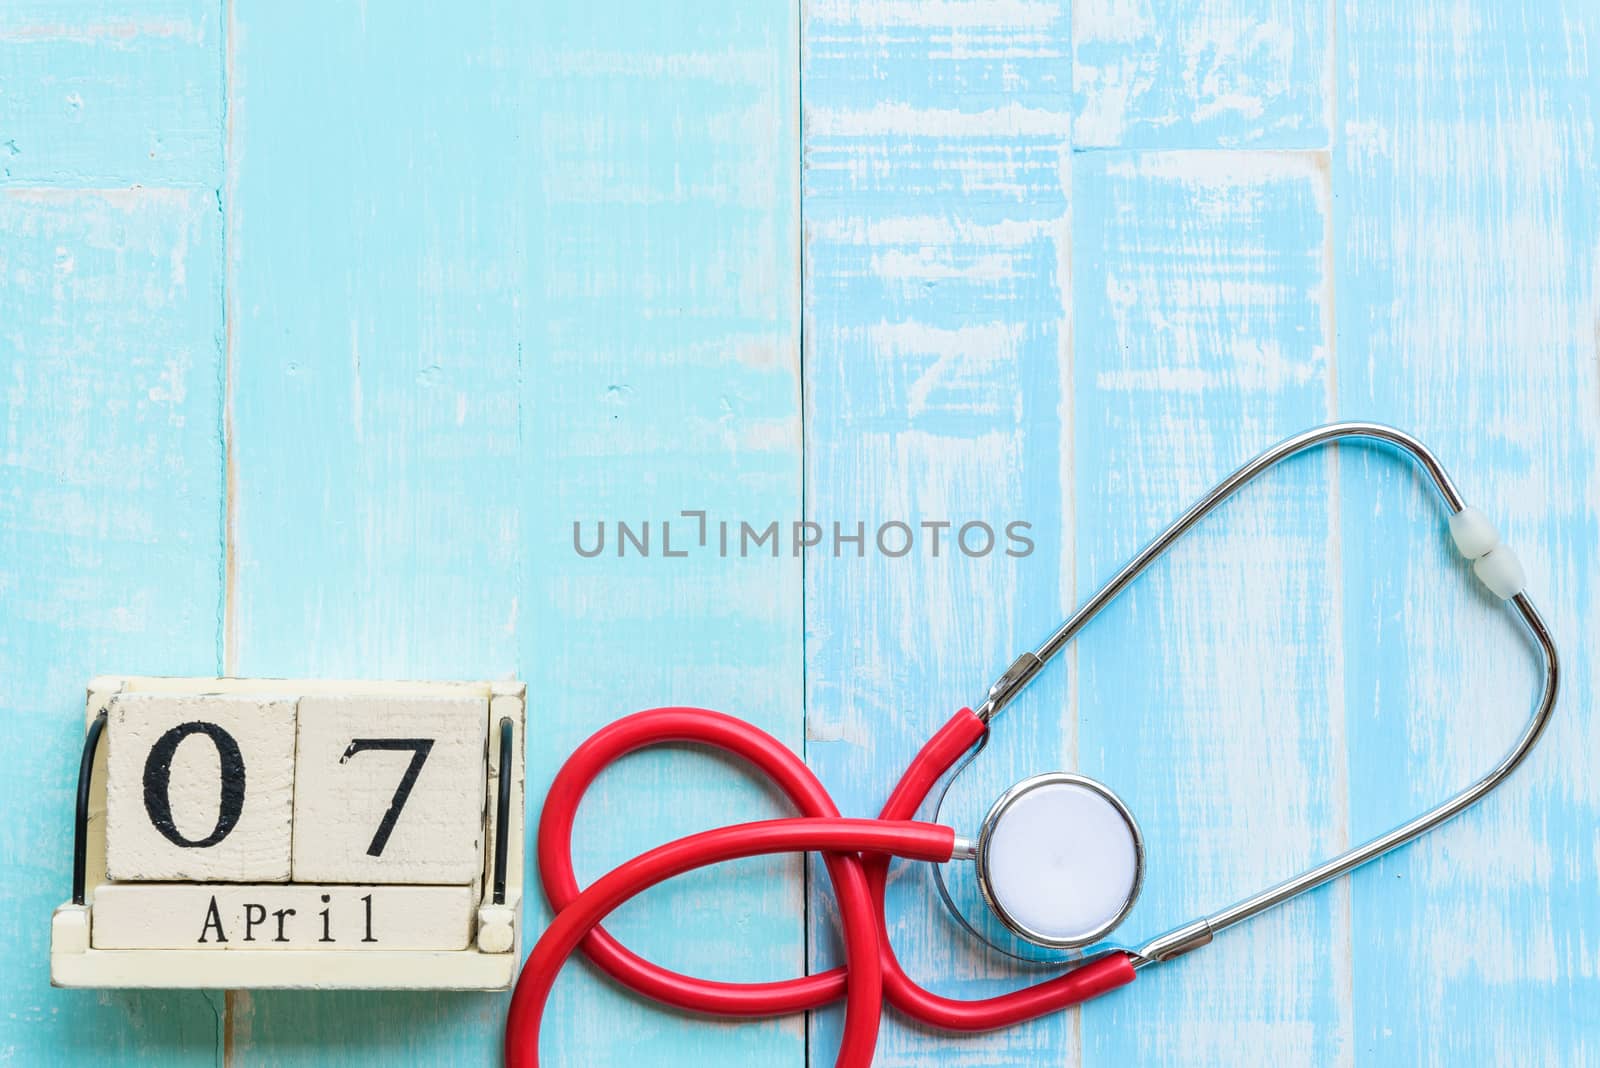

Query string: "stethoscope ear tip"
[[972, 773, 1143, 949]]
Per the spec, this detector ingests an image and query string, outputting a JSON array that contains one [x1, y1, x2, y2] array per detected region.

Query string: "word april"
[[88, 883, 476, 952], [198, 891, 377, 945]]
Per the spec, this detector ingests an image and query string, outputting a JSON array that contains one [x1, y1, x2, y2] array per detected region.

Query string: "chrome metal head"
[[973, 772, 1143, 949]]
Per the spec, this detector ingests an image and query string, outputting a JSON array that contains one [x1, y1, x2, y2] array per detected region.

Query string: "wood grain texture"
[[803, 2, 1076, 1064], [1, 0, 226, 1061], [520, 4, 804, 1065], [3, 0, 1597, 1065], [0, 190, 225, 1060], [1336, 2, 1600, 1062], [1072, 149, 1346, 1065], [0, 1, 222, 186], [225, 4, 527, 1060], [1073, 0, 1331, 148], [226, 1, 801, 1065]]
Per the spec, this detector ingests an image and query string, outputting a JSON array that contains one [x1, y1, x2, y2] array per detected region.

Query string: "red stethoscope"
[[507, 423, 1558, 1067]]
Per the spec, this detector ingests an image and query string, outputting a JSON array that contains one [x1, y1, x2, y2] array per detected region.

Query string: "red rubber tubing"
[[865, 717, 1137, 1030], [535, 707, 858, 1014], [513, 706, 1136, 1065], [508, 818, 952, 1068]]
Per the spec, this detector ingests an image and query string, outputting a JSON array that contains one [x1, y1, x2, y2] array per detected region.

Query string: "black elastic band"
[[73, 710, 109, 906], [492, 716, 514, 905]]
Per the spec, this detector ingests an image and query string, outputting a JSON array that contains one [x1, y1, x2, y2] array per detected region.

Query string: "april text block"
[[91, 883, 474, 950]]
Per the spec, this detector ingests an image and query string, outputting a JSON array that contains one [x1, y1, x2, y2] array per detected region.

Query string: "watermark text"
[[571, 511, 1034, 560]]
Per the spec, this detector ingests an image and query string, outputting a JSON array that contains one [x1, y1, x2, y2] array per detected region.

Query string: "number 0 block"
[[291, 694, 487, 884], [105, 692, 297, 882]]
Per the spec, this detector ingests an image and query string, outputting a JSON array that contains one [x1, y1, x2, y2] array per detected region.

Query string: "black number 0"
[[143, 721, 247, 848], [340, 738, 434, 856]]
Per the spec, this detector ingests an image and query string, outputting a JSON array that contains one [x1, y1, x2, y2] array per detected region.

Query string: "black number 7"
[[340, 738, 434, 857]]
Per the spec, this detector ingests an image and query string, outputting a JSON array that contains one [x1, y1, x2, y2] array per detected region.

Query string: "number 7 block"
[[290, 694, 487, 884]]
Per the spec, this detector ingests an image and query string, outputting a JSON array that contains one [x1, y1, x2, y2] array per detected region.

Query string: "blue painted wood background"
[[2, 1, 1595, 1064]]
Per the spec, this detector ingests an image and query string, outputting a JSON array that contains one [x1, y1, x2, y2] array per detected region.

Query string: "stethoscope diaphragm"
[[974, 773, 1143, 949]]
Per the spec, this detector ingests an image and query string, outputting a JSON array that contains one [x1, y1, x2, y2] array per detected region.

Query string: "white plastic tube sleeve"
[[1473, 547, 1527, 599], [1449, 506, 1525, 599], [1449, 506, 1499, 559]]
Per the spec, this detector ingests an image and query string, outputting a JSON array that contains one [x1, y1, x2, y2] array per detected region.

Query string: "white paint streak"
[[1072, 0, 1155, 43], [2, 187, 202, 210], [869, 322, 1021, 417], [807, 214, 1057, 246], [0, 18, 202, 45], [873, 248, 1024, 283], [1109, 147, 1327, 183], [1073, 0, 1322, 147], [810, 0, 1060, 29], [1093, 340, 1323, 393], [350, 320, 363, 442], [534, 49, 775, 84], [807, 102, 1069, 138]]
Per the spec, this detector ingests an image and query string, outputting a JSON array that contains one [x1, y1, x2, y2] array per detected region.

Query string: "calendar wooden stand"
[[51, 677, 525, 991]]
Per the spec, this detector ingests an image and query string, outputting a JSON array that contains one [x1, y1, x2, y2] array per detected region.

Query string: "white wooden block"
[[292, 694, 487, 884], [90, 883, 474, 951], [105, 692, 296, 882], [475, 903, 515, 954], [52, 905, 90, 955], [52, 944, 517, 991]]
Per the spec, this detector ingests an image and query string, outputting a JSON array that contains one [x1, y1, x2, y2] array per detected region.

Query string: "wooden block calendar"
[[51, 676, 525, 990]]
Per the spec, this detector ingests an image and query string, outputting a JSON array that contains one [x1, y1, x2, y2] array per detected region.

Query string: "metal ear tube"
[[933, 421, 1558, 965]]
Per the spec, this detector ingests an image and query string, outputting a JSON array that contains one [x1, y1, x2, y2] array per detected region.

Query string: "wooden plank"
[[519, 4, 804, 1065], [1073, 0, 1331, 148], [0, 185, 226, 1060], [0, 1, 222, 186], [1, 0, 224, 1060], [224, 3, 528, 1060], [802, 2, 1076, 1063], [1071, 150, 1347, 1064], [1335, 2, 1600, 1062], [228, 2, 802, 1066]]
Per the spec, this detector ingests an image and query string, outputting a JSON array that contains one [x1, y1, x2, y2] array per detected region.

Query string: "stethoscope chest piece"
[[974, 773, 1144, 949]]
